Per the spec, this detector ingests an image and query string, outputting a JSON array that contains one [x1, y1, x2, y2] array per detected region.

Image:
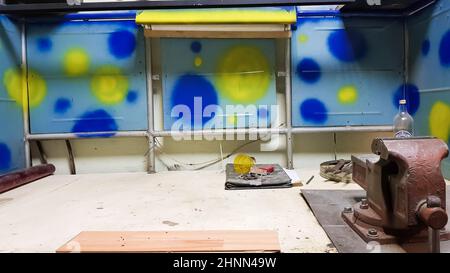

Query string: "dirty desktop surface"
[[0, 168, 355, 253], [0, 0, 449, 255]]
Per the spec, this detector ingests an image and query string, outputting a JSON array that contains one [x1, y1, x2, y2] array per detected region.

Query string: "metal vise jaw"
[[342, 137, 449, 244]]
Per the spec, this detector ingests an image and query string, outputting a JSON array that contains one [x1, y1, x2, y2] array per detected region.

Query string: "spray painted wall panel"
[[291, 17, 404, 127], [160, 38, 277, 131], [0, 16, 25, 174], [27, 20, 147, 136], [408, 0, 450, 178]]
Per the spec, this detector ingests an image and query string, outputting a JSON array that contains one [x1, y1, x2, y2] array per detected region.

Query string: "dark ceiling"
[[0, 0, 436, 15], [341, 0, 434, 13]]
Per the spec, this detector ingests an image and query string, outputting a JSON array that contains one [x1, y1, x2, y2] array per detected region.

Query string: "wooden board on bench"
[[56, 230, 280, 253]]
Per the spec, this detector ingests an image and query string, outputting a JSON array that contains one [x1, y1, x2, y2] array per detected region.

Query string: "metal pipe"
[[297, 11, 404, 18], [35, 140, 47, 164], [146, 38, 156, 173], [65, 140, 76, 175], [406, 0, 436, 17], [291, 125, 393, 133], [284, 37, 293, 170], [403, 18, 409, 86], [150, 126, 392, 137], [430, 228, 441, 253], [0, 164, 55, 194], [151, 128, 287, 137], [25, 126, 391, 141], [26, 131, 148, 140], [21, 23, 31, 168]]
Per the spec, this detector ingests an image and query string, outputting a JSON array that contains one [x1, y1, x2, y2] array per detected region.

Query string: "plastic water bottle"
[[393, 99, 414, 138]]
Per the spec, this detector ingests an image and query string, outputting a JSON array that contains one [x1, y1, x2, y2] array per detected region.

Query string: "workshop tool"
[[320, 159, 352, 182], [342, 137, 449, 252], [225, 164, 292, 190], [0, 164, 56, 194], [250, 165, 275, 175]]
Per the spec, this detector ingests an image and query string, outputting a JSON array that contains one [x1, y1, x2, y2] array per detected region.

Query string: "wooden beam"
[[143, 24, 291, 39], [56, 230, 280, 253]]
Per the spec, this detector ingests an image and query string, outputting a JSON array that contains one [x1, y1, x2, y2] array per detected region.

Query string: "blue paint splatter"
[[0, 143, 11, 171], [108, 30, 136, 59], [54, 98, 72, 114], [439, 30, 450, 66], [393, 83, 420, 115], [37, 37, 52, 52], [126, 90, 138, 103], [300, 98, 328, 124], [258, 107, 269, 119], [257, 107, 271, 127], [171, 74, 218, 129], [190, 41, 202, 53], [422, 39, 430, 56], [296, 58, 321, 84], [327, 29, 367, 62], [72, 109, 118, 137]]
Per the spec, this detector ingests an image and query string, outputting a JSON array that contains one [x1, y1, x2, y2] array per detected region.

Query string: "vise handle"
[[417, 196, 448, 230]]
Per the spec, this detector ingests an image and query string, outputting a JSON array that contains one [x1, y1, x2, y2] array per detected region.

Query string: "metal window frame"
[[20, 17, 393, 174]]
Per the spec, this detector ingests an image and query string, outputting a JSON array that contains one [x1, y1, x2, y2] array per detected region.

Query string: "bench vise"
[[342, 137, 449, 251]]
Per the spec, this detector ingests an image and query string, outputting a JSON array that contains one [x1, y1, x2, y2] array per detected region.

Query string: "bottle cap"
[[399, 99, 406, 105]]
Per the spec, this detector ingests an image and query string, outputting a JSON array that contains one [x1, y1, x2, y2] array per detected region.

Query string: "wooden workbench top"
[[0, 169, 360, 253]]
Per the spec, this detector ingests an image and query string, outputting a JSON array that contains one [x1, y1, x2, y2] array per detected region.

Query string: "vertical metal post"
[[21, 23, 31, 168], [430, 228, 440, 253], [285, 36, 293, 170], [145, 36, 156, 173], [403, 20, 409, 86]]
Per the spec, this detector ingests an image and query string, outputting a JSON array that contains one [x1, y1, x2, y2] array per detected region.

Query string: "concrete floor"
[[0, 169, 361, 253]]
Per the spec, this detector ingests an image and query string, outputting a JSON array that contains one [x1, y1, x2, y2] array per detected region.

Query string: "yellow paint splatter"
[[194, 56, 202, 67], [63, 48, 90, 77], [91, 65, 129, 105], [233, 154, 255, 174], [227, 114, 238, 126], [298, 34, 309, 43], [338, 85, 358, 104], [215, 45, 271, 103], [429, 101, 450, 142], [3, 67, 46, 108]]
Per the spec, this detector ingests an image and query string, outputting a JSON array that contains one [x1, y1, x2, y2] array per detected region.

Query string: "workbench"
[[0, 169, 358, 253]]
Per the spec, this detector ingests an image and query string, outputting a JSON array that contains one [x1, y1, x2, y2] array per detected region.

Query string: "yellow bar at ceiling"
[[135, 7, 297, 24]]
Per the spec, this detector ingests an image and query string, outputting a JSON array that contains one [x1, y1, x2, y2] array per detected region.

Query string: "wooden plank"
[[56, 230, 280, 253], [144, 29, 290, 39]]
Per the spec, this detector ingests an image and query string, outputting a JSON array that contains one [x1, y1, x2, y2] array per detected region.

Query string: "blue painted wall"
[[291, 16, 405, 127], [408, 0, 450, 178], [0, 16, 25, 174], [161, 38, 277, 130], [26, 19, 148, 137], [2, 8, 450, 177]]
